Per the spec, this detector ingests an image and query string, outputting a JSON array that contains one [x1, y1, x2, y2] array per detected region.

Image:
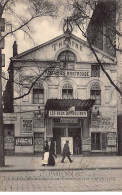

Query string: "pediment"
[[11, 33, 116, 64]]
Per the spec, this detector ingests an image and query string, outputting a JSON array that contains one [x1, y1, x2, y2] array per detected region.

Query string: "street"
[[0, 169, 122, 191]]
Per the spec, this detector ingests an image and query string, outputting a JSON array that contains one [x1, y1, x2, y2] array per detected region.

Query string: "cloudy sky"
[[2, 0, 84, 72]]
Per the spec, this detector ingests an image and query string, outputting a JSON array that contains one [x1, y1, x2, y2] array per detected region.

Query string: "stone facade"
[[3, 33, 118, 156]]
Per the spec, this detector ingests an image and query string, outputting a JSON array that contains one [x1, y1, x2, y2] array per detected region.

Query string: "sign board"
[[44, 69, 90, 78], [49, 110, 87, 118], [22, 119, 33, 134], [15, 137, 33, 146], [3, 113, 17, 121], [33, 111, 45, 128], [107, 132, 116, 146], [60, 118, 78, 124], [61, 137, 73, 154]]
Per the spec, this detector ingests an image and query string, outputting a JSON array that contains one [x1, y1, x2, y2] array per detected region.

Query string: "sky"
[[2, 0, 84, 73]]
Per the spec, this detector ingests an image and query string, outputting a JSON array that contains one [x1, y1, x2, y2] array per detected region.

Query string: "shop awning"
[[45, 99, 95, 111]]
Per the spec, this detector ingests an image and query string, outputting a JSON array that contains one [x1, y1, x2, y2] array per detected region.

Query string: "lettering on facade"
[[15, 137, 33, 146], [52, 40, 83, 51], [22, 119, 33, 134], [60, 118, 78, 124], [44, 69, 90, 77], [107, 132, 116, 146], [49, 110, 87, 117]]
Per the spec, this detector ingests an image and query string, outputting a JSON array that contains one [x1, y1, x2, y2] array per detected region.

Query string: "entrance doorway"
[[53, 127, 81, 155]]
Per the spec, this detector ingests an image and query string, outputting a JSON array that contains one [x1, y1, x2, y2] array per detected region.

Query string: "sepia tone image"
[[0, 0, 122, 192]]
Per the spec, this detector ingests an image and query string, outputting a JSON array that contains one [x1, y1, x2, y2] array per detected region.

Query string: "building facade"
[[87, 0, 122, 155], [3, 32, 118, 156]]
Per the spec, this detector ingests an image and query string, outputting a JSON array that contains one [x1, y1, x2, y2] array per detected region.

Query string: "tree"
[[0, 0, 57, 167], [65, 0, 122, 96]]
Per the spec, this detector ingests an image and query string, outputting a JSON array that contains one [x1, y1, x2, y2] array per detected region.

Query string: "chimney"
[[13, 41, 18, 57]]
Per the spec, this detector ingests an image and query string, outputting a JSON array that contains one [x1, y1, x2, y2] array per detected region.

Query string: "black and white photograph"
[[0, 0, 122, 192]]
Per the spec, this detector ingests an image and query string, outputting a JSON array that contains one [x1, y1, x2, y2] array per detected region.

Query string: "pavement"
[[0, 155, 122, 171]]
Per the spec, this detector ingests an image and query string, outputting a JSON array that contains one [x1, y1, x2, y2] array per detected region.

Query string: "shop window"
[[62, 83, 73, 99], [91, 65, 100, 77], [91, 132, 107, 150], [57, 50, 76, 70], [90, 83, 101, 105], [33, 89, 44, 104]]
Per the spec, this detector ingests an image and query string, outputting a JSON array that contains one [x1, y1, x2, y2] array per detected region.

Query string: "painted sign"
[[44, 69, 90, 77], [33, 112, 45, 128], [107, 132, 116, 146], [22, 119, 33, 134], [15, 137, 33, 146], [60, 118, 78, 124], [49, 110, 87, 117]]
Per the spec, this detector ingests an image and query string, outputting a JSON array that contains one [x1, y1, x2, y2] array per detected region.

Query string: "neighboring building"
[[87, 0, 122, 155], [3, 30, 117, 156]]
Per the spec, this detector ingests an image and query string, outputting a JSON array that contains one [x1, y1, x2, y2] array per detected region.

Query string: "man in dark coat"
[[61, 140, 73, 163]]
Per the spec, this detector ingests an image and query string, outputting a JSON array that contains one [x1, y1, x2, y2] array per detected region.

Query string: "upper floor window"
[[33, 89, 44, 104], [91, 65, 100, 77], [62, 83, 73, 99], [57, 50, 77, 70], [90, 83, 101, 105]]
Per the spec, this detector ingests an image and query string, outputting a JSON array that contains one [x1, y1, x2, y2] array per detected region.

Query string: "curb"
[[0, 167, 122, 172]]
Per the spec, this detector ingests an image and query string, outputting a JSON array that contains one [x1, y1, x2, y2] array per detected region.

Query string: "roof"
[[45, 99, 95, 111]]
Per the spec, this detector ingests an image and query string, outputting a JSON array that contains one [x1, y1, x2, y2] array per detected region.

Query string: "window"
[[90, 83, 101, 105], [62, 83, 73, 99], [91, 132, 107, 150], [33, 89, 44, 104], [57, 50, 76, 70], [91, 65, 100, 77]]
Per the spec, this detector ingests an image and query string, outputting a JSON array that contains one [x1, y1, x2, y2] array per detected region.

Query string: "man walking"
[[61, 140, 73, 163]]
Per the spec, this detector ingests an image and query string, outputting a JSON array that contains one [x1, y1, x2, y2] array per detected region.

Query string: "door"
[[68, 128, 81, 154], [53, 128, 65, 154], [34, 133, 44, 155]]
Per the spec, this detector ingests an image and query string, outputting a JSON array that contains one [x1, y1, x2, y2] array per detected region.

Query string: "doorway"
[[53, 127, 81, 154]]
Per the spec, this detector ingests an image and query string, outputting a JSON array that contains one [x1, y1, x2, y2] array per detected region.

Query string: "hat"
[[45, 140, 48, 143], [66, 140, 69, 143]]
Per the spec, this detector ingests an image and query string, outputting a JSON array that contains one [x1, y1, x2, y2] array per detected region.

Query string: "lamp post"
[[38, 106, 47, 141]]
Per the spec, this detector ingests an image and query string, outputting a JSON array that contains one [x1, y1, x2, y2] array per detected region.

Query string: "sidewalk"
[[0, 155, 122, 171]]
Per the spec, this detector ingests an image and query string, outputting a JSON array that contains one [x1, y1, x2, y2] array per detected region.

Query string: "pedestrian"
[[42, 140, 49, 166], [50, 137, 57, 158], [61, 140, 73, 163], [48, 138, 56, 166]]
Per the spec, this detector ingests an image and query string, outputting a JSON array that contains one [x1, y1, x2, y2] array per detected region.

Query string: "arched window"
[[90, 82, 101, 105], [62, 83, 73, 99], [57, 50, 76, 70]]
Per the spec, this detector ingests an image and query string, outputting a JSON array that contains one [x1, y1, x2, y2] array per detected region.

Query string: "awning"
[[45, 99, 95, 111]]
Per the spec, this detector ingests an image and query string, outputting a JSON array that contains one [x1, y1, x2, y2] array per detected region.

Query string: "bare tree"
[[65, 0, 122, 96], [0, 0, 58, 167]]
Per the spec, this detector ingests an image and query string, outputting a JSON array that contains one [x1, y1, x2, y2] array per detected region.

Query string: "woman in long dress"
[[42, 141, 49, 166]]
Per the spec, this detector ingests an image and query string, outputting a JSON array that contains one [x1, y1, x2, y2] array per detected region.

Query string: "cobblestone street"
[[0, 169, 122, 191]]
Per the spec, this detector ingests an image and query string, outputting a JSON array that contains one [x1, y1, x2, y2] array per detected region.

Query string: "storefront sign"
[[3, 113, 17, 121], [49, 110, 87, 117], [107, 132, 116, 146], [22, 119, 33, 134], [44, 69, 90, 78], [15, 137, 33, 146], [60, 118, 78, 123]]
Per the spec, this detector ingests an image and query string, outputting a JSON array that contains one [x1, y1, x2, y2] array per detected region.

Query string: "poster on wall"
[[107, 132, 116, 146], [22, 119, 33, 134], [15, 137, 33, 146]]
